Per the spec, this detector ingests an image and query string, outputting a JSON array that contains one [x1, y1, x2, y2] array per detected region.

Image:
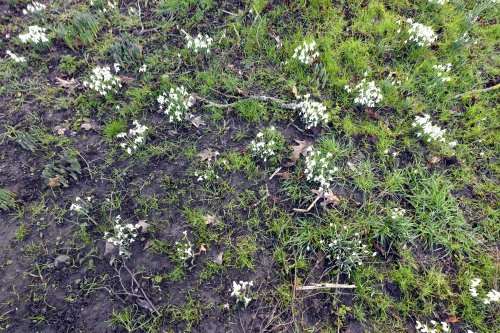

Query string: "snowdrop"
[[70, 196, 92, 214], [19, 25, 49, 45], [248, 126, 285, 163], [428, 0, 447, 5], [116, 120, 148, 155], [469, 278, 481, 297], [296, 94, 329, 129], [404, 19, 437, 47], [6, 50, 26, 63], [292, 40, 319, 65], [412, 114, 451, 146], [90, 0, 117, 13], [157, 86, 195, 123], [390, 208, 406, 220], [175, 231, 195, 266], [231, 280, 254, 307], [347, 79, 383, 107], [304, 149, 337, 191], [138, 64, 147, 73], [415, 320, 450, 333], [432, 63, 452, 82], [23, 1, 46, 15], [483, 289, 500, 304], [82, 65, 121, 95], [184, 31, 213, 55], [105, 215, 142, 258]]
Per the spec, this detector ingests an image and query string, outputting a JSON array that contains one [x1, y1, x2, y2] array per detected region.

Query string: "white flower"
[[23, 1, 46, 15], [138, 64, 147, 73], [248, 127, 283, 162], [404, 20, 437, 47], [184, 32, 213, 54], [231, 280, 254, 307], [432, 63, 452, 82], [106, 216, 141, 258], [412, 114, 449, 144], [19, 25, 49, 45], [157, 86, 193, 123], [296, 94, 328, 128], [116, 120, 148, 155], [483, 289, 500, 304], [83, 65, 121, 95], [350, 79, 383, 107], [304, 149, 337, 191], [292, 40, 319, 65], [6, 50, 26, 63], [428, 0, 447, 5]]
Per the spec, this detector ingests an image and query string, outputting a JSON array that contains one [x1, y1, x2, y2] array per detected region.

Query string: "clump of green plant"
[[58, 13, 99, 50], [58, 55, 83, 75], [0, 189, 16, 211], [248, 126, 285, 164], [42, 151, 81, 187], [110, 36, 142, 66], [370, 206, 415, 251]]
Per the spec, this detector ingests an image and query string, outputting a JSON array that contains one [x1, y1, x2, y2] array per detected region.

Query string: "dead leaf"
[[81, 118, 99, 131], [292, 85, 300, 99], [198, 148, 219, 163], [276, 172, 291, 179], [195, 243, 207, 256], [104, 241, 116, 255], [188, 114, 205, 128], [372, 243, 387, 257], [214, 252, 223, 265], [428, 156, 441, 165], [55, 77, 79, 89], [143, 239, 153, 250], [136, 298, 153, 311], [284, 139, 313, 167], [119, 76, 135, 84], [49, 176, 60, 188], [167, 130, 178, 136], [136, 220, 150, 233], [54, 254, 70, 267], [223, 303, 230, 310], [320, 189, 341, 208], [54, 125, 67, 135], [204, 214, 219, 225], [446, 317, 460, 323]]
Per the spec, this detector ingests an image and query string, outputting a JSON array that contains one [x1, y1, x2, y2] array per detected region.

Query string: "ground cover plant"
[[0, 0, 499, 332]]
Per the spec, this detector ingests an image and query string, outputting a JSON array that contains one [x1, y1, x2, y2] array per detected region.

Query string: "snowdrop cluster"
[[390, 207, 406, 220], [175, 231, 195, 265], [292, 40, 319, 65], [346, 79, 383, 107], [412, 114, 449, 145], [404, 19, 438, 47], [105, 215, 141, 258], [157, 86, 195, 123], [304, 149, 337, 191], [318, 227, 373, 276], [248, 126, 284, 162], [415, 320, 450, 333], [231, 280, 254, 307], [138, 64, 147, 73], [296, 94, 329, 129], [469, 278, 500, 304], [23, 1, 46, 15], [432, 63, 452, 82], [116, 120, 148, 155], [70, 196, 92, 214], [428, 0, 447, 5], [19, 25, 49, 45], [185, 32, 213, 55], [194, 165, 221, 183], [90, 0, 117, 13], [6, 50, 26, 63], [83, 65, 122, 95]]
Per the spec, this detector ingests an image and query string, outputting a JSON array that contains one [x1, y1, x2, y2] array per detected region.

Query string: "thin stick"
[[454, 83, 500, 98], [293, 194, 322, 213], [198, 95, 299, 110], [269, 167, 282, 180], [122, 263, 161, 316], [295, 283, 356, 290]]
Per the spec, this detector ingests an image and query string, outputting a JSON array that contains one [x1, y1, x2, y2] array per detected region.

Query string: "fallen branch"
[[295, 283, 356, 291], [197, 95, 300, 110], [454, 83, 500, 98]]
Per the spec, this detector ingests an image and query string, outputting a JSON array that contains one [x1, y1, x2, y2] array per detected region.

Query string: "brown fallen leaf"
[[372, 243, 387, 257], [319, 189, 341, 208], [81, 118, 99, 131], [49, 176, 60, 188], [292, 84, 300, 99], [204, 214, 219, 225], [214, 252, 223, 265], [428, 156, 441, 165], [284, 139, 313, 167], [54, 125, 67, 135], [119, 75, 136, 84], [55, 77, 79, 89], [445, 317, 460, 323], [143, 239, 153, 250], [198, 148, 219, 163], [188, 114, 205, 128], [196, 243, 207, 255], [275, 172, 291, 179]]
